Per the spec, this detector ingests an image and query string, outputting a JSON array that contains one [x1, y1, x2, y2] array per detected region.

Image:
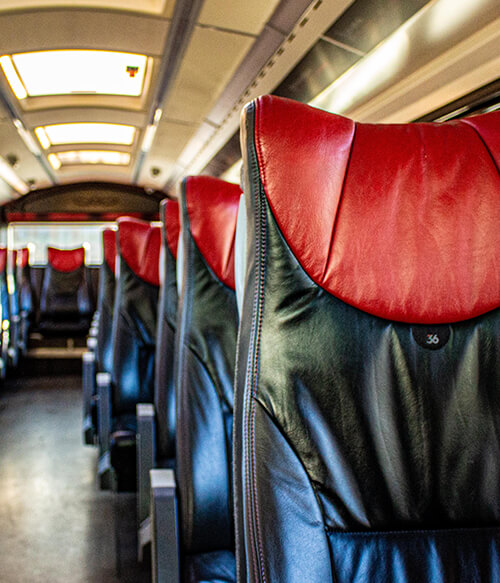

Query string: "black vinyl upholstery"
[[16, 248, 34, 354], [155, 199, 180, 462], [110, 218, 161, 487], [95, 229, 116, 374], [176, 176, 240, 581], [235, 96, 500, 583], [38, 246, 93, 336]]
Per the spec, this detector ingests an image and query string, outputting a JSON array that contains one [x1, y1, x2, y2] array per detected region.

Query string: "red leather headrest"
[[162, 199, 180, 259], [102, 228, 117, 274], [184, 176, 241, 290], [47, 247, 85, 272], [17, 248, 29, 268], [246, 95, 500, 324], [117, 217, 161, 287], [0, 248, 6, 274]]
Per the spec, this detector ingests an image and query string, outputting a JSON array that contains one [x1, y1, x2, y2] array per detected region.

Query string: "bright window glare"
[[11, 50, 148, 97], [36, 123, 136, 146], [56, 150, 131, 166]]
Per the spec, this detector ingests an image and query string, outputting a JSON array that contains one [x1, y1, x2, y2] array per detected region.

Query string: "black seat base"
[[184, 550, 236, 583]]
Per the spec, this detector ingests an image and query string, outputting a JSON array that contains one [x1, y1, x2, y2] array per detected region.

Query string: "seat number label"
[[412, 326, 451, 350]]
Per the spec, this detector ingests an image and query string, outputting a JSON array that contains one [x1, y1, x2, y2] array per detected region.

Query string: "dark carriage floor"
[[0, 372, 150, 583]]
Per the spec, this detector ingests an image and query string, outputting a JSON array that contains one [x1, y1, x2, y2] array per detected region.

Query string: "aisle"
[[0, 374, 149, 583]]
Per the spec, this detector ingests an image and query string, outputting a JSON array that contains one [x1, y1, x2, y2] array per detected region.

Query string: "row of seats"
[[84, 95, 500, 583], [0, 244, 96, 381]]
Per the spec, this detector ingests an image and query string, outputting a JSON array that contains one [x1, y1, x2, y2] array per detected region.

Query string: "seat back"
[[16, 247, 33, 353], [15, 248, 32, 319], [176, 176, 240, 555], [0, 248, 9, 322], [96, 228, 117, 374], [111, 217, 161, 418], [236, 95, 500, 583], [39, 246, 93, 334], [154, 199, 180, 460]]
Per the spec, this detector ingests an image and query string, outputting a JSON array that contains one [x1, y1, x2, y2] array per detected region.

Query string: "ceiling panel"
[[23, 108, 147, 130], [0, 10, 168, 55], [0, 0, 170, 16], [198, 0, 282, 35], [56, 164, 132, 185], [138, 120, 199, 188], [163, 27, 253, 124]]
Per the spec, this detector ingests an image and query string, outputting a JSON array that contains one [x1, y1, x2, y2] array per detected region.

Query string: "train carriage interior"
[[0, 0, 498, 582]]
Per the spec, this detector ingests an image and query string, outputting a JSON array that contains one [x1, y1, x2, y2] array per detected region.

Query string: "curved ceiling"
[[0, 0, 497, 206]]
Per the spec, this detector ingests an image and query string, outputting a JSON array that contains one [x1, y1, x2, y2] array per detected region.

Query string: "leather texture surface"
[[47, 246, 85, 272], [165, 198, 180, 259], [16, 248, 34, 319], [116, 217, 161, 287], [176, 176, 239, 562], [252, 95, 500, 324], [184, 550, 236, 583], [96, 229, 117, 374], [111, 219, 160, 418], [155, 199, 179, 460], [102, 228, 117, 274], [0, 248, 9, 324], [39, 246, 93, 334], [184, 176, 241, 290], [17, 248, 29, 269], [236, 96, 500, 583]]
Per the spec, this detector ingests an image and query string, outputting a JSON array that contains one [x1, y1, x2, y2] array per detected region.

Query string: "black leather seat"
[[155, 199, 180, 466], [235, 95, 500, 583], [15, 247, 34, 356], [176, 176, 241, 582], [0, 248, 10, 375], [110, 217, 161, 490], [95, 228, 116, 375], [38, 246, 94, 336]]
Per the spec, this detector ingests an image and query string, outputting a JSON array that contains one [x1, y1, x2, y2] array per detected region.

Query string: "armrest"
[[87, 336, 98, 351], [97, 372, 112, 487], [82, 350, 96, 445], [150, 469, 180, 583], [137, 403, 156, 529]]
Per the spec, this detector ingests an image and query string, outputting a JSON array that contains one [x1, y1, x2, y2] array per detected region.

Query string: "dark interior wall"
[[1, 182, 167, 221]]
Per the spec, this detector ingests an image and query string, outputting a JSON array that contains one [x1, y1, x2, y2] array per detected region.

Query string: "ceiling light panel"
[[36, 123, 136, 146], [55, 150, 131, 166], [11, 50, 148, 97]]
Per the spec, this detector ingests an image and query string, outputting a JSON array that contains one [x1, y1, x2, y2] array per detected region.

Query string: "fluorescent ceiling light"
[[0, 55, 27, 99], [47, 153, 61, 170], [141, 124, 158, 153], [55, 150, 131, 166], [35, 127, 51, 150], [35, 123, 136, 146], [11, 50, 148, 97], [0, 156, 29, 194]]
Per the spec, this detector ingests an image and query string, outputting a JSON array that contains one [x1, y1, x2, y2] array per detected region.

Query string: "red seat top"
[[184, 176, 241, 290], [246, 95, 500, 324]]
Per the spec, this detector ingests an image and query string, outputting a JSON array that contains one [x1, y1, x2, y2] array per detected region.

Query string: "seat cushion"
[[184, 550, 236, 583]]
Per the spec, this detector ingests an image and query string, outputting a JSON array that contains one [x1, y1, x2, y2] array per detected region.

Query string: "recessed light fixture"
[[47, 153, 61, 170], [0, 55, 27, 99], [54, 150, 131, 166], [34, 123, 136, 147], [2, 50, 149, 98]]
